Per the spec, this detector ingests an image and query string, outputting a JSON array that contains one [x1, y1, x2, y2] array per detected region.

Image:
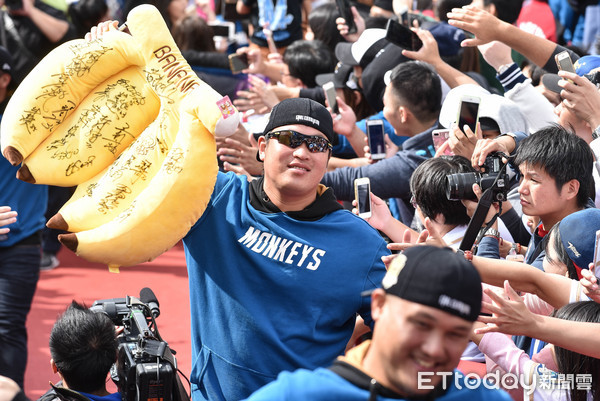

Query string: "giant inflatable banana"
[[2, 4, 239, 268], [60, 89, 217, 266]]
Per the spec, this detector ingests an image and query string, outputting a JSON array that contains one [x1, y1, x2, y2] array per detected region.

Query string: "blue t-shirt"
[[183, 172, 389, 401], [243, 368, 513, 400], [0, 156, 47, 246]]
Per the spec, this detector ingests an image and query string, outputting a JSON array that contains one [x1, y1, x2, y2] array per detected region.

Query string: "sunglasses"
[[265, 130, 332, 153]]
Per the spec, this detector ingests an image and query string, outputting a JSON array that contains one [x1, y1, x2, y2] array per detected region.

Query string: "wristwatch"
[[592, 124, 600, 140], [496, 63, 513, 75], [483, 227, 501, 239]]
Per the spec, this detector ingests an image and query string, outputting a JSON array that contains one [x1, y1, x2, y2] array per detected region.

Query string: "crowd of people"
[[3, 0, 600, 400]]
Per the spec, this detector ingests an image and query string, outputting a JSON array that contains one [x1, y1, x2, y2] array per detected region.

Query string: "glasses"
[[410, 195, 418, 209], [265, 130, 332, 153]]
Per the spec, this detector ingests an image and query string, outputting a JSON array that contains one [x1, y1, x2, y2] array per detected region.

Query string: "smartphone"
[[323, 81, 339, 114], [228, 53, 249, 74], [456, 95, 480, 133], [432, 129, 454, 155], [385, 19, 423, 51], [555, 51, 575, 73], [335, 0, 357, 34], [593, 229, 600, 281], [367, 120, 386, 161], [354, 177, 372, 219]]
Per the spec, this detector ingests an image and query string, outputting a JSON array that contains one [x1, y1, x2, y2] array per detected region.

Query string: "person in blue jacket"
[[183, 97, 389, 401], [0, 45, 48, 390], [243, 246, 512, 401]]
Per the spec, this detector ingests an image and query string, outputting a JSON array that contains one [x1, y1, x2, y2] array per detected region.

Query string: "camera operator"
[[37, 301, 121, 401]]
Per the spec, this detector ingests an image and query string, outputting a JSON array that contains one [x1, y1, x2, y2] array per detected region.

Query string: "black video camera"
[[90, 289, 185, 401], [446, 152, 509, 202]]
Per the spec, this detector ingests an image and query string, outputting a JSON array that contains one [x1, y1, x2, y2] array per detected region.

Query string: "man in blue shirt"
[[243, 246, 512, 401]]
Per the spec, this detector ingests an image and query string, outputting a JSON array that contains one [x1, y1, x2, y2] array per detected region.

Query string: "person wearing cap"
[[183, 97, 389, 401], [242, 246, 512, 401], [322, 60, 442, 225]]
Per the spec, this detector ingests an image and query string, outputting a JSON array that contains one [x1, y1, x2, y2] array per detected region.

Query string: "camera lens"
[[446, 172, 479, 201]]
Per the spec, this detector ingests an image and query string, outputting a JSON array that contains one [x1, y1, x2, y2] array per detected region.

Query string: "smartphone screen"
[[555, 51, 575, 73], [432, 129, 453, 155], [457, 98, 480, 133], [228, 53, 249, 74], [335, 0, 357, 34], [367, 120, 386, 160], [355, 178, 371, 218], [385, 19, 423, 51], [323, 81, 339, 114]]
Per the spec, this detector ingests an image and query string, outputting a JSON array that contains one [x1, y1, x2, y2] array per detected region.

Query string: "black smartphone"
[[367, 120, 385, 160], [456, 95, 480, 133], [335, 0, 357, 34], [385, 19, 423, 51], [228, 53, 249, 74]]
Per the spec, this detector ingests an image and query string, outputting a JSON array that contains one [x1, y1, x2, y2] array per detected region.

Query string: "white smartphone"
[[456, 95, 480, 133], [555, 51, 575, 73], [594, 229, 600, 281], [322, 81, 338, 114], [366, 120, 386, 161], [432, 128, 453, 155], [354, 177, 372, 219]]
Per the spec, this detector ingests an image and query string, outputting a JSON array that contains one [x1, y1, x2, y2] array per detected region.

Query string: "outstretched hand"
[[447, 5, 506, 48], [476, 280, 538, 336], [386, 217, 447, 253]]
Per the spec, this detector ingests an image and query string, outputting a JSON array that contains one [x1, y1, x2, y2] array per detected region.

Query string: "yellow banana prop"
[[18, 66, 161, 185], [60, 88, 218, 266], [3, 4, 239, 267], [1, 31, 144, 166]]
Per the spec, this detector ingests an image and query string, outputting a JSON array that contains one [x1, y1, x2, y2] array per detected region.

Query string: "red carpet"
[[24, 242, 191, 400]]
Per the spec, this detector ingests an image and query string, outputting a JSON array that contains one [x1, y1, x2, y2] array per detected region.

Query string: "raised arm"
[[402, 28, 478, 88], [447, 5, 557, 68]]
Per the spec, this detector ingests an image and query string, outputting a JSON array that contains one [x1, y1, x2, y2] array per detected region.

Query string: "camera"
[[446, 152, 509, 202], [91, 288, 186, 401]]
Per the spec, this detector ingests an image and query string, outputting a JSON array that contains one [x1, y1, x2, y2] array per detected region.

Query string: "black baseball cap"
[[315, 61, 353, 89], [262, 98, 335, 143], [365, 246, 482, 322]]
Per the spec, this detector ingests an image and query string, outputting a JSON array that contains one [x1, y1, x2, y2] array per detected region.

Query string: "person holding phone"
[[322, 61, 443, 225]]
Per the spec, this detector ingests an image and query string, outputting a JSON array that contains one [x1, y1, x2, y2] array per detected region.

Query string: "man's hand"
[[364, 134, 398, 163], [580, 264, 600, 303], [476, 280, 540, 336], [558, 70, 600, 129], [401, 28, 442, 67], [0, 206, 17, 241], [217, 137, 263, 177], [387, 217, 448, 253], [448, 122, 481, 160], [351, 192, 392, 232], [471, 134, 514, 171], [331, 96, 357, 137], [478, 40, 513, 71], [447, 5, 506, 47], [335, 6, 365, 42], [85, 20, 119, 41]]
